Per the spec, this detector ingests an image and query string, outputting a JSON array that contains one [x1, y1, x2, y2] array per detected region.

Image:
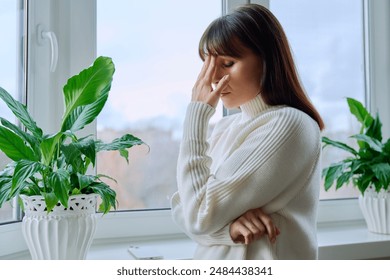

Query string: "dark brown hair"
[[199, 4, 325, 130]]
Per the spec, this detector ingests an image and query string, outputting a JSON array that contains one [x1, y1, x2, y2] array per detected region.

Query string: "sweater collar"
[[239, 94, 271, 121]]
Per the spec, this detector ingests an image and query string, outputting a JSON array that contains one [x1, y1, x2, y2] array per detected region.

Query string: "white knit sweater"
[[171, 95, 321, 260]]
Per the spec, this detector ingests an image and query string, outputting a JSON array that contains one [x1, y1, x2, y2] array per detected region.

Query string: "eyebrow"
[[218, 55, 235, 59]]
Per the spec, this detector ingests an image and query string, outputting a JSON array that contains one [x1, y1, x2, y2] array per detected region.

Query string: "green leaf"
[[42, 192, 59, 212], [0, 117, 41, 158], [119, 149, 129, 163], [365, 113, 382, 142], [96, 134, 144, 156], [88, 182, 116, 214], [11, 160, 46, 196], [40, 132, 64, 166], [73, 138, 96, 167], [71, 188, 81, 195], [60, 143, 84, 172], [358, 148, 376, 160], [20, 182, 41, 196], [346, 97, 373, 128], [0, 177, 12, 208], [323, 163, 346, 191], [61, 56, 115, 130], [97, 174, 117, 183], [322, 136, 358, 156], [0, 86, 43, 139], [77, 174, 97, 190], [351, 134, 383, 153], [356, 173, 374, 195], [371, 163, 390, 190], [350, 160, 364, 174], [0, 126, 38, 161], [48, 169, 71, 208], [61, 92, 109, 132], [383, 138, 390, 155], [336, 172, 353, 190]]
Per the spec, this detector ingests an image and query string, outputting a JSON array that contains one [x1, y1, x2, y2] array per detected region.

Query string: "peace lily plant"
[[322, 97, 390, 195], [0, 56, 144, 214]]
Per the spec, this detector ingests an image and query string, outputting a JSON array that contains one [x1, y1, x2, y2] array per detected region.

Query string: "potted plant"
[[0, 56, 144, 259], [322, 97, 390, 234]]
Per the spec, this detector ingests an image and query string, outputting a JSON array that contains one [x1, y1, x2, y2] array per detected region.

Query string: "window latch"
[[37, 24, 58, 73]]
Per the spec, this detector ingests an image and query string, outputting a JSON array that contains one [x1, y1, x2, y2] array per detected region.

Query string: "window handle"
[[37, 24, 58, 72]]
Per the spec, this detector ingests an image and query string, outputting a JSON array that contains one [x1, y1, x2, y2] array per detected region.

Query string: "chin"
[[221, 101, 239, 110]]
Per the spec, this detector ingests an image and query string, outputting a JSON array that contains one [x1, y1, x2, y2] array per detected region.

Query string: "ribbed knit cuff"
[[201, 224, 239, 246], [182, 102, 215, 140]]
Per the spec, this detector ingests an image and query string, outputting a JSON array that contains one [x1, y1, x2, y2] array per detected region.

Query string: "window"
[[1, 0, 389, 258], [270, 0, 364, 200], [96, 0, 223, 211], [0, 0, 24, 224], [0, 0, 372, 224]]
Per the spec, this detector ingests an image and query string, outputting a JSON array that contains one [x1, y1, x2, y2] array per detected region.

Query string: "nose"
[[211, 65, 226, 86]]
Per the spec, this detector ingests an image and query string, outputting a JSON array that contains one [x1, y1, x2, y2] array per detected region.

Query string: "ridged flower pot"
[[359, 188, 390, 234], [20, 194, 98, 259]]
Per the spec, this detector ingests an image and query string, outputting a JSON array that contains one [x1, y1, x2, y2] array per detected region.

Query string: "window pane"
[[96, 0, 222, 210], [270, 0, 364, 199], [0, 0, 23, 223]]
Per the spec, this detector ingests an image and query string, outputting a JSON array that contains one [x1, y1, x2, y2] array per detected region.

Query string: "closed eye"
[[223, 61, 234, 68]]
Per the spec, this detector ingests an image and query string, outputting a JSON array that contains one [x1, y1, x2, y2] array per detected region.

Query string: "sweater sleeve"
[[172, 101, 320, 240], [171, 192, 239, 246]]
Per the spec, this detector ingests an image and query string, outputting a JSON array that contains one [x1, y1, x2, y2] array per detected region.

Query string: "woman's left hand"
[[192, 54, 230, 108], [229, 207, 280, 245]]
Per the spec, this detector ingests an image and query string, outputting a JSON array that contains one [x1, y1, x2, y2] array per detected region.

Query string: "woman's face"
[[211, 46, 263, 109]]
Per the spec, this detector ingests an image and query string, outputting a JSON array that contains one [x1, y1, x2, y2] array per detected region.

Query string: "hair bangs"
[[198, 17, 245, 60]]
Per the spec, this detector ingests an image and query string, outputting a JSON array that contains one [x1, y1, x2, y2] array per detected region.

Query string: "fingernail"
[[224, 74, 230, 80]]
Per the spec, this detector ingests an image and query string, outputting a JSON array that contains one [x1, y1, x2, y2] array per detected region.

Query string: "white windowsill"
[[4, 220, 390, 260], [87, 220, 390, 260]]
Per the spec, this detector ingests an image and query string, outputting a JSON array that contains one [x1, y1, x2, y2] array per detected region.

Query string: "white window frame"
[[1, 0, 389, 257]]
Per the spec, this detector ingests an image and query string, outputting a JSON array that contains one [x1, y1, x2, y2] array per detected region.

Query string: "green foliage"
[[322, 97, 389, 195], [0, 56, 144, 213]]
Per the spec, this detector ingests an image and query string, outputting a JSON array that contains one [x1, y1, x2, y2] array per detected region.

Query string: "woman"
[[171, 4, 324, 260]]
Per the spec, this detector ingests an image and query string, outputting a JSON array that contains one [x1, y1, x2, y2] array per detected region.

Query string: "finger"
[[235, 235, 245, 244], [240, 214, 265, 238], [247, 216, 266, 240], [212, 74, 230, 95], [205, 74, 228, 108], [230, 220, 244, 243], [243, 229, 253, 245], [197, 54, 211, 80], [241, 218, 267, 245], [232, 223, 253, 244], [256, 210, 277, 243], [203, 55, 216, 84]]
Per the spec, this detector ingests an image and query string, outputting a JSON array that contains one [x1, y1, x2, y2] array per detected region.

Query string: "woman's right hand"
[[229, 208, 280, 245], [192, 54, 230, 108]]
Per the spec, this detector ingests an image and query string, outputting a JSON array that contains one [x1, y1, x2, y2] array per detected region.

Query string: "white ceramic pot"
[[359, 188, 390, 234], [20, 194, 98, 259]]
